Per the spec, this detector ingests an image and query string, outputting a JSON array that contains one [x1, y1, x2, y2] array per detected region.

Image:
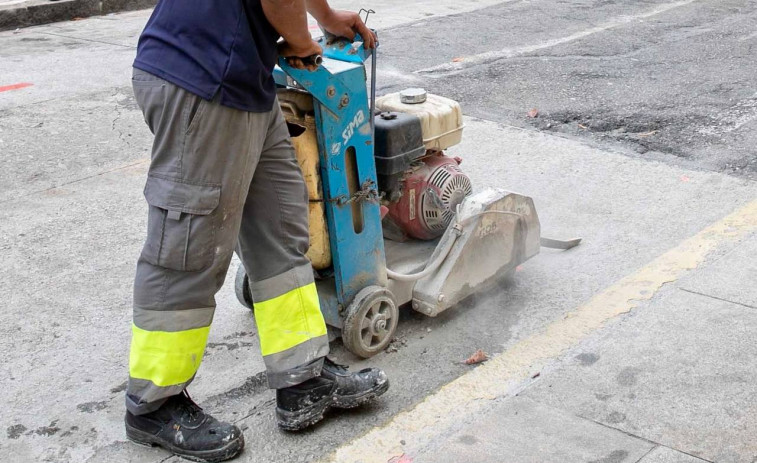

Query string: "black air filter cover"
[[373, 111, 426, 200], [374, 112, 425, 174]]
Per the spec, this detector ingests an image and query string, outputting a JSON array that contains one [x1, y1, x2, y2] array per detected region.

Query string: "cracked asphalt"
[[1, 1, 756, 462]]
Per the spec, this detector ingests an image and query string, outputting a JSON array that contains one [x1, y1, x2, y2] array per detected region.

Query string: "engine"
[[374, 89, 471, 241], [385, 152, 472, 240]]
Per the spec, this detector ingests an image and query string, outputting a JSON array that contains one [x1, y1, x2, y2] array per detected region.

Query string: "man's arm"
[[306, 0, 377, 49], [261, 0, 323, 70], [261, 0, 377, 70]]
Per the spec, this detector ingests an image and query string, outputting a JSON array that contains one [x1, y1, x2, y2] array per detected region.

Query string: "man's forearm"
[[264, 0, 375, 65], [261, 0, 312, 48], [305, 0, 333, 24]]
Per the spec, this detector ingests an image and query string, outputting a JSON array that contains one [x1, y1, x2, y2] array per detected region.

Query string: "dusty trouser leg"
[[126, 68, 271, 415], [236, 105, 330, 389]]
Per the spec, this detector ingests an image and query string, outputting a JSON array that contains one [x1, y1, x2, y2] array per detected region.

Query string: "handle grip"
[[281, 54, 322, 69], [301, 54, 323, 66]]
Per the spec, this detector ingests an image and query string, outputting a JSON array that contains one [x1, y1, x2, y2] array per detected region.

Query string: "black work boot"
[[276, 358, 389, 431], [125, 390, 244, 462]]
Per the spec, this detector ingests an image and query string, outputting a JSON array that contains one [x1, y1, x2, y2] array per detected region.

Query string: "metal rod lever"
[[359, 8, 375, 25], [370, 31, 377, 149]]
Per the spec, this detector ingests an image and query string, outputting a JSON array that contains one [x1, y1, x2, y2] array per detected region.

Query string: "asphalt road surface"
[[1, 1, 756, 462], [376, 0, 757, 179]]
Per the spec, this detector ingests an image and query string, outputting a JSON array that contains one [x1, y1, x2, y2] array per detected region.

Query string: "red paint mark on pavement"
[[0, 82, 33, 93]]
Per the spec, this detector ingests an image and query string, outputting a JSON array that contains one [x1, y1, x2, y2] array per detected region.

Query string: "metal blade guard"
[[411, 188, 540, 317]]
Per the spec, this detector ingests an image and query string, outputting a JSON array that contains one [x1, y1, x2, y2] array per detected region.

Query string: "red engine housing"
[[385, 153, 473, 240]]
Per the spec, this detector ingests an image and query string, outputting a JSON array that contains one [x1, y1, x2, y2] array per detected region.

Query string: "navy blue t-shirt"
[[134, 0, 280, 112]]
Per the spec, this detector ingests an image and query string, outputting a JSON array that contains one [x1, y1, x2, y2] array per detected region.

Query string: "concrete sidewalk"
[[418, 249, 757, 463], [0, 0, 512, 32], [331, 209, 757, 462], [0, 0, 155, 31]]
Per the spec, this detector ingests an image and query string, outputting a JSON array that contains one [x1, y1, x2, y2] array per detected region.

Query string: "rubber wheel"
[[342, 286, 398, 358], [234, 264, 254, 311]]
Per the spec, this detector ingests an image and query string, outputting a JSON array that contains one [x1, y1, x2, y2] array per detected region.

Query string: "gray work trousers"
[[126, 68, 329, 415]]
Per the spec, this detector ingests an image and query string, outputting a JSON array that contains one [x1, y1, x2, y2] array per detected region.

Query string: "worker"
[[123, 1, 386, 461]]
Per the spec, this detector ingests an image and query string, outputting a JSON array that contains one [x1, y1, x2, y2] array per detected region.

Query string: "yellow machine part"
[[279, 91, 332, 270]]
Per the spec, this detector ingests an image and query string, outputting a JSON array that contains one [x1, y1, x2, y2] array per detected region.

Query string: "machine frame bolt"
[[340, 95, 350, 107], [326, 86, 336, 98], [438, 294, 446, 302]]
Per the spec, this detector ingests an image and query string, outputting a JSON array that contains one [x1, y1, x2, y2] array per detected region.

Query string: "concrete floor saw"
[[235, 31, 580, 358]]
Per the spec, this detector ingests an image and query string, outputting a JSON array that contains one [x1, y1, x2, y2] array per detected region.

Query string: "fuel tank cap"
[[400, 88, 428, 104]]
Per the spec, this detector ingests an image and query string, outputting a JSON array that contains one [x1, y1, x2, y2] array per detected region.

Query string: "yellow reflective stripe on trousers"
[[254, 282, 327, 356], [129, 324, 210, 387]]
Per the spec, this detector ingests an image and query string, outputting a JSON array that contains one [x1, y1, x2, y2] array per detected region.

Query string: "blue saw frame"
[[273, 34, 386, 328]]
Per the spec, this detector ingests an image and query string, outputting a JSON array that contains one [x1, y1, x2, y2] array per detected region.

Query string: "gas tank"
[[278, 89, 331, 270], [376, 89, 464, 151]]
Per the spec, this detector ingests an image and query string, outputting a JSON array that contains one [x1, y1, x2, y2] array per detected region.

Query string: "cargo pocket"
[[141, 175, 221, 272]]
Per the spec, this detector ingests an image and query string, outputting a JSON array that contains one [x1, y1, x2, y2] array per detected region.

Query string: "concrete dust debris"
[[7, 424, 27, 439], [76, 401, 108, 413], [464, 349, 488, 365], [386, 337, 408, 353]]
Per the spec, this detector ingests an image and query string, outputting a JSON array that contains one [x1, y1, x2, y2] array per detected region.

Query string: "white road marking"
[[415, 0, 700, 77]]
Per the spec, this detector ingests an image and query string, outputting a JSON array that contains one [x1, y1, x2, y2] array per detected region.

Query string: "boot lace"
[[178, 390, 204, 422]]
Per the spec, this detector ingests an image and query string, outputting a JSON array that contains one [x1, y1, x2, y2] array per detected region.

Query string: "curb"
[[0, 0, 156, 31]]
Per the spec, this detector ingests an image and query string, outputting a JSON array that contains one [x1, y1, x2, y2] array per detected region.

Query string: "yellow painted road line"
[[327, 198, 757, 463]]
